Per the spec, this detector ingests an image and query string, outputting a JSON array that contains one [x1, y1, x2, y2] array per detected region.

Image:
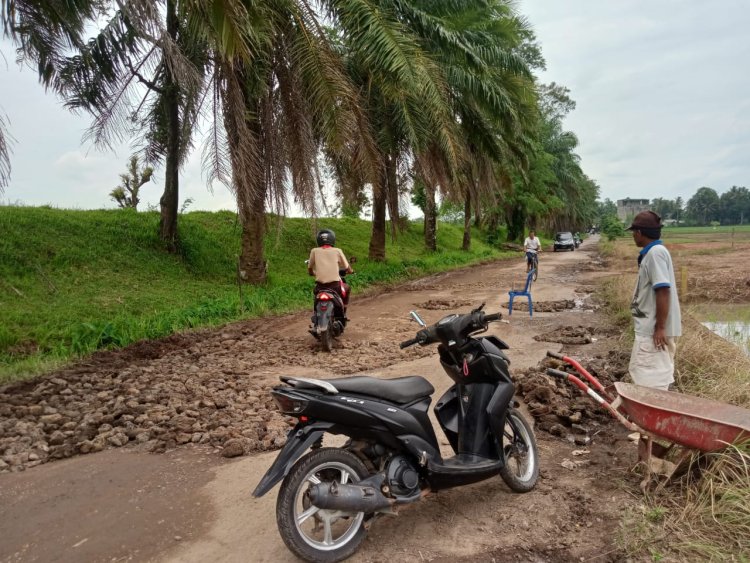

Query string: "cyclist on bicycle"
[[524, 229, 541, 273]]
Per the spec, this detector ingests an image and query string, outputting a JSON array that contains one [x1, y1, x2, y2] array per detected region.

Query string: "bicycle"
[[526, 252, 539, 282]]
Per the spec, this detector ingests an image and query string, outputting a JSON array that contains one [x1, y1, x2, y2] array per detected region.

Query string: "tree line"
[[598, 185, 750, 228], [1, 0, 599, 284]]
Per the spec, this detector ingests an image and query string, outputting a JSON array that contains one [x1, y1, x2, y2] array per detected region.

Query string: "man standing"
[[627, 211, 682, 390], [523, 230, 541, 273]]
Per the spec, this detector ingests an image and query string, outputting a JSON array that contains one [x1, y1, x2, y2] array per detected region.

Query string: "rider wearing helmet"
[[308, 229, 353, 305]]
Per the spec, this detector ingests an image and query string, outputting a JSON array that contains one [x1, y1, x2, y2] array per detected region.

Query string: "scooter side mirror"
[[409, 311, 427, 327]]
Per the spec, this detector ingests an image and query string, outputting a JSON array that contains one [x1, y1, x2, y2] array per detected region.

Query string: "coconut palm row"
[[2, 0, 598, 284]]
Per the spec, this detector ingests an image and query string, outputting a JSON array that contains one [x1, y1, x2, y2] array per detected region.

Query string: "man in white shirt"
[[523, 230, 541, 273], [627, 211, 682, 390]]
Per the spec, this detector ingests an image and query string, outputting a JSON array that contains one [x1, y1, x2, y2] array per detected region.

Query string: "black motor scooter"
[[254, 305, 539, 563]]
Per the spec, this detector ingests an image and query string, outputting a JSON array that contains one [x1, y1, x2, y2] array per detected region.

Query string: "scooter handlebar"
[[483, 312, 502, 322], [399, 337, 419, 349]]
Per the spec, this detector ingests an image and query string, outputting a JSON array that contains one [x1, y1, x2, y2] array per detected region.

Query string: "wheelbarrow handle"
[[546, 368, 590, 393], [546, 351, 613, 401], [546, 368, 639, 432]]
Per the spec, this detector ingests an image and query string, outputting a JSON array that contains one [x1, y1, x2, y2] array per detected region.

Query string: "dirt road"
[[1, 237, 641, 562]]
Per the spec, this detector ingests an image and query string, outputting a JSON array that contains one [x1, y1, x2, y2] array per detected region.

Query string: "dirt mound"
[[535, 326, 594, 344], [503, 299, 576, 312], [533, 325, 619, 345], [512, 351, 631, 444], [415, 299, 472, 310], [0, 319, 432, 473]]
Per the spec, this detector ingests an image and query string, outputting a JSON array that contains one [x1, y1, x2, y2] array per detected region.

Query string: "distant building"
[[617, 198, 650, 222]]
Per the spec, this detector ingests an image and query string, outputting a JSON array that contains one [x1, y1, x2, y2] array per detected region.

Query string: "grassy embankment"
[[598, 234, 750, 561], [0, 206, 533, 382]]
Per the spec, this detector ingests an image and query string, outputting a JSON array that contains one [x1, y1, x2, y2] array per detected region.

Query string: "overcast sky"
[[523, 0, 750, 203], [1, 0, 749, 211]]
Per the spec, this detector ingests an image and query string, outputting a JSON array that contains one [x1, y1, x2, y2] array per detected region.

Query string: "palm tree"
[[195, 0, 395, 279], [390, 0, 537, 251], [195, 0, 467, 269], [56, 1, 207, 251], [1, 0, 103, 190]]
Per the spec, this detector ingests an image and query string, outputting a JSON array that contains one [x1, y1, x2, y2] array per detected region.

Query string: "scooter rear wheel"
[[320, 328, 333, 352], [499, 409, 539, 492], [277, 448, 370, 562]]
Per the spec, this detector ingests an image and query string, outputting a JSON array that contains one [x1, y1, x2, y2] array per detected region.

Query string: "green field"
[[605, 224, 750, 246], [663, 224, 750, 234], [0, 206, 525, 381]]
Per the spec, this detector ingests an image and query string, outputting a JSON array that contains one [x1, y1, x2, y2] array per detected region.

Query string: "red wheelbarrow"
[[545, 351, 750, 489]]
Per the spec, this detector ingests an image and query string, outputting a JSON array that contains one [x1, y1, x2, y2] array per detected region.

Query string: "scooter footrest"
[[429, 455, 502, 474]]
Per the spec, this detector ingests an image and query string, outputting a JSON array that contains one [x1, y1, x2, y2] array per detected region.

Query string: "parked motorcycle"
[[254, 304, 539, 562], [308, 258, 356, 352]]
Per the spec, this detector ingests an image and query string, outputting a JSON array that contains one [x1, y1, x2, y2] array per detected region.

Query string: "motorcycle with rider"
[[308, 229, 355, 351]]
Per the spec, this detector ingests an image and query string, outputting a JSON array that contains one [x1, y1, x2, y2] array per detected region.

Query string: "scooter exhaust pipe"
[[308, 480, 393, 513]]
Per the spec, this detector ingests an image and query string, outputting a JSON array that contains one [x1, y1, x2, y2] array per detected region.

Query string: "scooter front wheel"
[[276, 448, 370, 562], [499, 409, 539, 492]]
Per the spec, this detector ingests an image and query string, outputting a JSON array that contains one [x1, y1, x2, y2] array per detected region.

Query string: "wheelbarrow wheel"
[[499, 409, 539, 493]]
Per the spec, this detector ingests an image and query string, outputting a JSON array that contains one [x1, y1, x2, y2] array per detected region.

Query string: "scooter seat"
[[330, 376, 434, 404], [284, 375, 434, 404]]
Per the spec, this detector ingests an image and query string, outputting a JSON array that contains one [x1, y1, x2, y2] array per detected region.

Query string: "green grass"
[[664, 225, 750, 235], [0, 206, 518, 382]]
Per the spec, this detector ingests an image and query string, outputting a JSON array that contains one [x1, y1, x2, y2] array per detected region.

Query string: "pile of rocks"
[[512, 351, 630, 445], [1, 320, 433, 473], [0, 367, 291, 473]]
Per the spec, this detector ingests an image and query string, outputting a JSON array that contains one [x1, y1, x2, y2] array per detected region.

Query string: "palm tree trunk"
[[158, 0, 179, 252], [507, 204, 525, 242], [424, 181, 437, 251], [238, 184, 268, 284], [462, 191, 471, 250], [369, 181, 387, 261]]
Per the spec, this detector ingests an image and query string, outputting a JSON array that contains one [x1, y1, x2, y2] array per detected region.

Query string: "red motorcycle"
[[308, 258, 355, 351]]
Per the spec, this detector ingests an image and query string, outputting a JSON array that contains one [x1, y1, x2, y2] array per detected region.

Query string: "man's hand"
[[653, 287, 670, 350], [653, 326, 667, 350]]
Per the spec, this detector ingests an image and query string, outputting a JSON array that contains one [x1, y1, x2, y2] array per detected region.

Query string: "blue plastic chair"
[[508, 269, 535, 317]]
